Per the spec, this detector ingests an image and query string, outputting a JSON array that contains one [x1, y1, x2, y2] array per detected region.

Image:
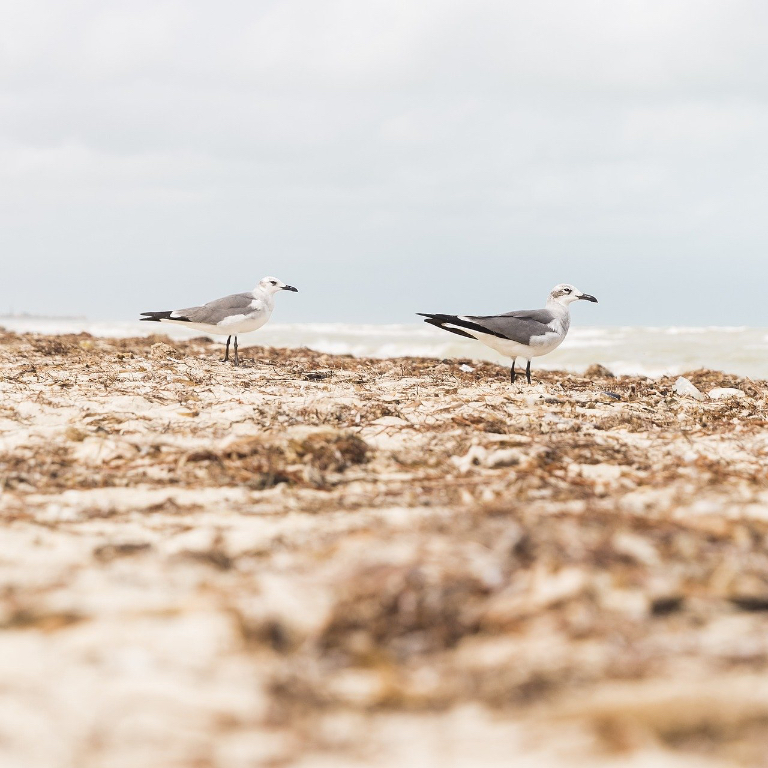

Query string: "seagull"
[[418, 283, 597, 384], [140, 276, 298, 365]]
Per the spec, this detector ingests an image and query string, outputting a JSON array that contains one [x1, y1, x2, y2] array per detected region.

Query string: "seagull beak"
[[282, 285, 299, 293], [579, 293, 598, 303]]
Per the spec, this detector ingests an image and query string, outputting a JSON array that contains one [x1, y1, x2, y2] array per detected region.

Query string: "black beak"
[[282, 285, 299, 292], [579, 293, 598, 303]]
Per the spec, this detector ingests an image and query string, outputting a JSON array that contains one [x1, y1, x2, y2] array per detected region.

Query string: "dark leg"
[[525, 359, 532, 384], [510, 360, 516, 383], [223, 336, 231, 362], [233, 336, 239, 366]]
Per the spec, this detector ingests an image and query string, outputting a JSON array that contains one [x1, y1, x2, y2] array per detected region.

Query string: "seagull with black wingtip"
[[418, 283, 598, 384], [140, 276, 298, 366]]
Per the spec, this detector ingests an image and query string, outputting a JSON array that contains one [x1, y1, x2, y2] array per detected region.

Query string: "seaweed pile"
[[1, 330, 768, 767]]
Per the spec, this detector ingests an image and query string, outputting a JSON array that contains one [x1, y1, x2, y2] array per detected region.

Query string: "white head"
[[256, 276, 299, 296], [547, 283, 598, 307]]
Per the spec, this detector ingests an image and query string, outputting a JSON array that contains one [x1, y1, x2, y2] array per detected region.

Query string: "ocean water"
[[2, 317, 767, 379]]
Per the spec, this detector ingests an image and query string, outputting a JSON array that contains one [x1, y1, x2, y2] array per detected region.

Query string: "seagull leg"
[[223, 336, 231, 362], [525, 360, 532, 385], [233, 336, 239, 366], [510, 361, 516, 384]]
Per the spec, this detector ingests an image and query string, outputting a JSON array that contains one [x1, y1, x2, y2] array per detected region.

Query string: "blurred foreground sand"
[[2, 331, 768, 767]]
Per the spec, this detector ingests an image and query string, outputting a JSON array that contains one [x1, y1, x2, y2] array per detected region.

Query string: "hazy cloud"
[[2, 0, 767, 323]]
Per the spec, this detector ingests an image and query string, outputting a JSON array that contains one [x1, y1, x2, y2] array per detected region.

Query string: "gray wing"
[[174, 292, 259, 324], [464, 308, 556, 345]]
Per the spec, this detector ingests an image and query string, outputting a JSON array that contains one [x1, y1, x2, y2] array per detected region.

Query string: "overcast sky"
[[2, 0, 768, 325]]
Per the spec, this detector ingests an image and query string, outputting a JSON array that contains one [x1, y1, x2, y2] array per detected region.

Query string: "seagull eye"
[[563, 288, 571, 293]]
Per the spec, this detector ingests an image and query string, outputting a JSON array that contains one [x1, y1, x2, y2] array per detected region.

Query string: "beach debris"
[[452, 445, 488, 473], [93, 542, 152, 561], [744, 378, 766, 398], [149, 341, 180, 359], [586, 364, 615, 378], [708, 387, 745, 400], [612, 531, 660, 566], [451, 444, 527, 473], [567, 462, 623, 494], [459, 364, 475, 373], [674, 376, 705, 401], [64, 426, 88, 442], [305, 370, 333, 381], [291, 431, 370, 471], [4, 331, 768, 767], [601, 391, 622, 401], [485, 448, 526, 468]]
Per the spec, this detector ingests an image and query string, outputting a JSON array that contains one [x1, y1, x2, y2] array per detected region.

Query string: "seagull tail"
[[416, 313, 477, 340], [139, 311, 176, 323]]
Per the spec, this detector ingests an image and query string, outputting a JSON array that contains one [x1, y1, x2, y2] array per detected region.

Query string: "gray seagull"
[[418, 283, 598, 384], [140, 276, 298, 366]]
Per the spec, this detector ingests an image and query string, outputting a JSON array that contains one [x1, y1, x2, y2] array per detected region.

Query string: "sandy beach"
[[3, 329, 768, 767]]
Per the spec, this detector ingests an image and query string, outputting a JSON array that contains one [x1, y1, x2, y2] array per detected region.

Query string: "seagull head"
[[548, 283, 598, 306], [257, 276, 299, 295]]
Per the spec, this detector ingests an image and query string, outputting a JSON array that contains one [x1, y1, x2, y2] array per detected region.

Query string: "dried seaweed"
[[1, 330, 768, 767]]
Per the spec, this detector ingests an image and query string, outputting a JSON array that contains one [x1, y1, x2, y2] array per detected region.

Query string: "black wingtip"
[[139, 310, 177, 322], [419, 314, 478, 340]]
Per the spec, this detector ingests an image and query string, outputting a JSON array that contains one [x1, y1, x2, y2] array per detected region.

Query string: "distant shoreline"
[[1, 322, 767, 379], [0, 313, 88, 321]]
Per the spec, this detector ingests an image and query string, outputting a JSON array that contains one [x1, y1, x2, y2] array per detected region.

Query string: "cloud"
[[1, 0, 767, 323]]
